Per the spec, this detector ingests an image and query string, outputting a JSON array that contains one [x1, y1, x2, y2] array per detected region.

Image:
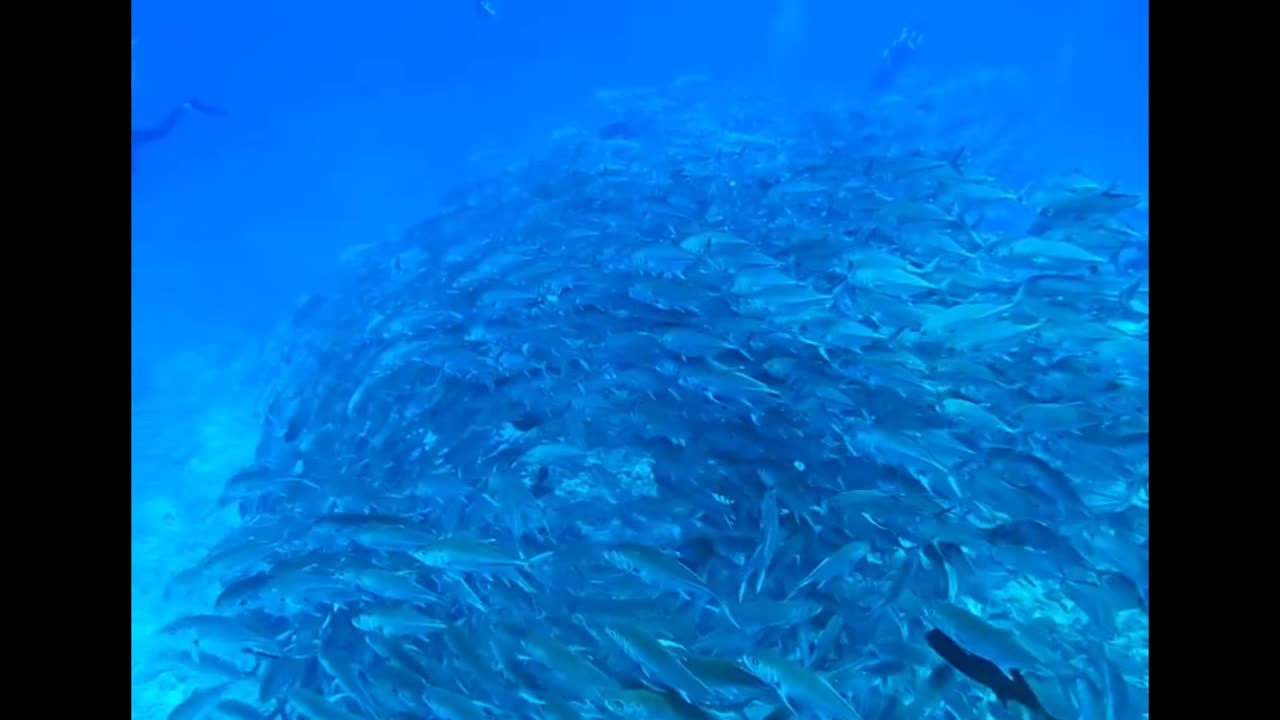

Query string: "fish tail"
[[1012, 277, 1031, 307], [1118, 277, 1143, 308], [753, 565, 768, 596], [718, 598, 743, 629], [1015, 182, 1034, 204], [525, 550, 556, 564], [815, 342, 834, 367]]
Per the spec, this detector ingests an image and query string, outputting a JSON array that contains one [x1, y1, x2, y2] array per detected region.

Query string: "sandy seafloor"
[[131, 336, 267, 720]]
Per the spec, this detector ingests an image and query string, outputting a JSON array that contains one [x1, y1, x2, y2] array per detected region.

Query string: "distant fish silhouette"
[[132, 98, 225, 147], [186, 99, 227, 116], [132, 98, 227, 172], [870, 24, 924, 92], [599, 120, 643, 141], [925, 628, 1057, 719]]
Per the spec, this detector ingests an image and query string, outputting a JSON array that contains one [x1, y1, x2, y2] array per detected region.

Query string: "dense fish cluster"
[[155, 78, 1148, 720]]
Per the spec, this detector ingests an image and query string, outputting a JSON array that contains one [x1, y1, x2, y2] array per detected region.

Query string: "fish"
[[787, 540, 870, 599], [159, 614, 285, 658], [928, 602, 1045, 675], [603, 543, 741, 626], [166, 683, 233, 720], [211, 701, 275, 720], [605, 623, 717, 705], [518, 631, 621, 699], [602, 688, 717, 719], [410, 537, 532, 574], [139, 67, 1146, 720], [741, 652, 866, 720], [924, 628, 1058, 719], [288, 688, 367, 720], [351, 603, 448, 635], [421, 683, 499, 720]]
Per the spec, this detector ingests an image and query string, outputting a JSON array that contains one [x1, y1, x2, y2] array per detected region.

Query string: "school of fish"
[[154, 78, 1149, 720]]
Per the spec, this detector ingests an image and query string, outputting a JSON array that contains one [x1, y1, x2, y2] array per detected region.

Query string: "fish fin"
[[717, 599, 743, 629], [1015, 182, 1034, 204]]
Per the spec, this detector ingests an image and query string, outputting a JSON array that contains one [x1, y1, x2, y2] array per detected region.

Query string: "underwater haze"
[[131, 1, 1148, 719]]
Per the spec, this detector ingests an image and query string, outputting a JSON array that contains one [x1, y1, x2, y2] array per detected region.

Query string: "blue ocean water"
[[131, 1, 1147, 718], [131, 0, 1146, 341]]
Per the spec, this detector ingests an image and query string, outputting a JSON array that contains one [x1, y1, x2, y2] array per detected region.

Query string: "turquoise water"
[[131, 2, 1147, 719]]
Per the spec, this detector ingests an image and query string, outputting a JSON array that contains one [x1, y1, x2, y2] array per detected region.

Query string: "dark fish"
[[924, 628, 1057, 719], [599, 120, 644, 141]]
